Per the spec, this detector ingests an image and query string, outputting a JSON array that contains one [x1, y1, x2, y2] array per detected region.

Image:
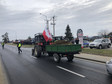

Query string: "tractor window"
[[35, 36, 38, 43], [40, 36, 45, 42], [35, 35, 45, 43]]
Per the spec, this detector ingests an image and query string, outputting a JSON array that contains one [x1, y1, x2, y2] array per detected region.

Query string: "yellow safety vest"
[[2, 43, 4, 45], [18, 43, 21, 47]]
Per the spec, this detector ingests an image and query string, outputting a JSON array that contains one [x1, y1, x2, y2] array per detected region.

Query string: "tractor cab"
[[34, 33, 46, 44], [34, 33, 64, 45]]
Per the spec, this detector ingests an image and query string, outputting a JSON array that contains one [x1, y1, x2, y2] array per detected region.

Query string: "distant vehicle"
[[32, 33, 82, 63], [83, 40, 89, 47], [89, 38, 111, 49], [106, 59, 112, 75]]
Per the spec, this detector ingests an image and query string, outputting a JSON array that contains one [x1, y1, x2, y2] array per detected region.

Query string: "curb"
[[74, 56, 106, 63]]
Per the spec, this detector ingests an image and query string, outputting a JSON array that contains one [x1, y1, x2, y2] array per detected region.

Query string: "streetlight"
[[40, 13, 47, 20], [40, 13, 56, 36], [40, 13, 51, 29]]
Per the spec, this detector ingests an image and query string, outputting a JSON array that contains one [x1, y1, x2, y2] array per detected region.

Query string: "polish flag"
[[42, 27, 52, 42]]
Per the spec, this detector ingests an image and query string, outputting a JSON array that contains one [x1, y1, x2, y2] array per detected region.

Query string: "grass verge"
[[22, 45, 34, 48], [7, 43, 34, 48], [82, 48, 112, 57]]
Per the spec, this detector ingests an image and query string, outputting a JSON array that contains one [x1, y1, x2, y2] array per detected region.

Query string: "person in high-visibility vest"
[[1, 42, 5, 49], [17, 41, 22, 53]]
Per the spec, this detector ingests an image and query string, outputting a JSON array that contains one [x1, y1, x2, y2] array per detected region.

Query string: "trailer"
[[32, 33, 82, 63]]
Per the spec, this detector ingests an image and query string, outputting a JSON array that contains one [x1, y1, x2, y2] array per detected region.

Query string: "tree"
[[2, 32, 9, 43], [108, 32, 112, 37], [27, 36, 32, 41], [65, 25, 73, 41], [98, 30, 109, 38]]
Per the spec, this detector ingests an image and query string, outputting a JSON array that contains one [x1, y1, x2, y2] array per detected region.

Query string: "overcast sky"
[[0, 0, 112, 41]]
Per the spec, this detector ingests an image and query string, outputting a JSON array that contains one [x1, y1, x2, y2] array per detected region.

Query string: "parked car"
[[89, 38, 111, 49], [106, 59, 112, 75], [83, 40, 89, 47]]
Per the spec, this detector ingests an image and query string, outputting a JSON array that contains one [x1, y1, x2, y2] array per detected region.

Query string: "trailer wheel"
[[53, 53, 61, 63], [67, 55, 74, 62], [34, 46, 41, 58]]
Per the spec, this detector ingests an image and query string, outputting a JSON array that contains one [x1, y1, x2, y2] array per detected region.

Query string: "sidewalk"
[[0, 56, 9, 84], [75, 53, 112, 63]]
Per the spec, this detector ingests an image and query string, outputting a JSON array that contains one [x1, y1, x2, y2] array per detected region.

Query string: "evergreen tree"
[[27, 36, 32, 41], [108, 32, 112, 37], [65, 25, 73, 41]]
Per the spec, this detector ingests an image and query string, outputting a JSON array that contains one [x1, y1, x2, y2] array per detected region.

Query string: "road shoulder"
[[0, 55, 9, 84], [75, 53, 112, 63]]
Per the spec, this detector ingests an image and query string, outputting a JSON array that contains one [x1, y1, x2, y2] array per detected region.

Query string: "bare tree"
[[1, 32, 9, 43], [98, 30, 109, 38]]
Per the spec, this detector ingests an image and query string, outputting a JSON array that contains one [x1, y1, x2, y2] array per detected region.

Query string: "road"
[[0, 45, 112, 84]]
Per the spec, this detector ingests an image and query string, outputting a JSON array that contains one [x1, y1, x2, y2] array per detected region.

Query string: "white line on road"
[[57, 66, 85, 78], [71, 63, 107, 75], [30, 56, 37, 59]]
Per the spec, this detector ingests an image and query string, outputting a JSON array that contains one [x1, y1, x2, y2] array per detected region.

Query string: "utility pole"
[[40, 13, 56, 36], [51, 16, 56, 37], [46, 20, 49, 29]]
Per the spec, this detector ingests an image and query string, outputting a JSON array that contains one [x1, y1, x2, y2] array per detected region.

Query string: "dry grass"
[[7, 43, 34, 48], [82, 48, 112, 57]]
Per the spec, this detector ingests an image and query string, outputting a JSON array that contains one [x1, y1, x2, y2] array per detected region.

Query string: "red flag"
[[42, 27, 52, 42]]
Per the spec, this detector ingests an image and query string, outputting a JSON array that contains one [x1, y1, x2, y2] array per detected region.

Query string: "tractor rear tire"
[[34, 46, 41, 58]]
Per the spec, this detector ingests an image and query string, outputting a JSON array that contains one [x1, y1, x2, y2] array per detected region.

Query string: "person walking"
[[17, 41, 22, 53], [1, 42, 5, 49], [75, 37, 79, 44]]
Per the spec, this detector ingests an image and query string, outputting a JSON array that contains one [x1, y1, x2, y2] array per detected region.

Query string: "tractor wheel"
[[67, 55, 74, 62], [34, 46, 41, 58], [53, 53, 61, 63]]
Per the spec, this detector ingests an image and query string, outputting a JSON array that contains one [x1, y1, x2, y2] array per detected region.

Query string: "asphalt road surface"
[[0, 45, 112, 84]]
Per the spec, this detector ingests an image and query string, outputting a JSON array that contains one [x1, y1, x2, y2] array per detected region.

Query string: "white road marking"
[[71, 63, 108, 75], [30, 56, 37, 59], [57, 66, 85, 78]]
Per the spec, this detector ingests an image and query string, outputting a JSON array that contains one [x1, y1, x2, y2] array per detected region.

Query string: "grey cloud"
[[0, 0, 112, 41], [46, 0, 112, 36], [0, 3, 42, 40], [73, 0, 112, 22], [49, 0, 112, 25], [0, 3, 39, 28], [0, 11, 37, 24]]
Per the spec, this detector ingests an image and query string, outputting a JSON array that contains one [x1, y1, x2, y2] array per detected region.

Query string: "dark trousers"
[[75, 40, 79, 44], [2, 45, 4, 49], [18, 47, 22, 53]]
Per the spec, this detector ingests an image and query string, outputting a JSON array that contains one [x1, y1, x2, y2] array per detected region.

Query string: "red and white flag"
[[42, 27, 52, 42]]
